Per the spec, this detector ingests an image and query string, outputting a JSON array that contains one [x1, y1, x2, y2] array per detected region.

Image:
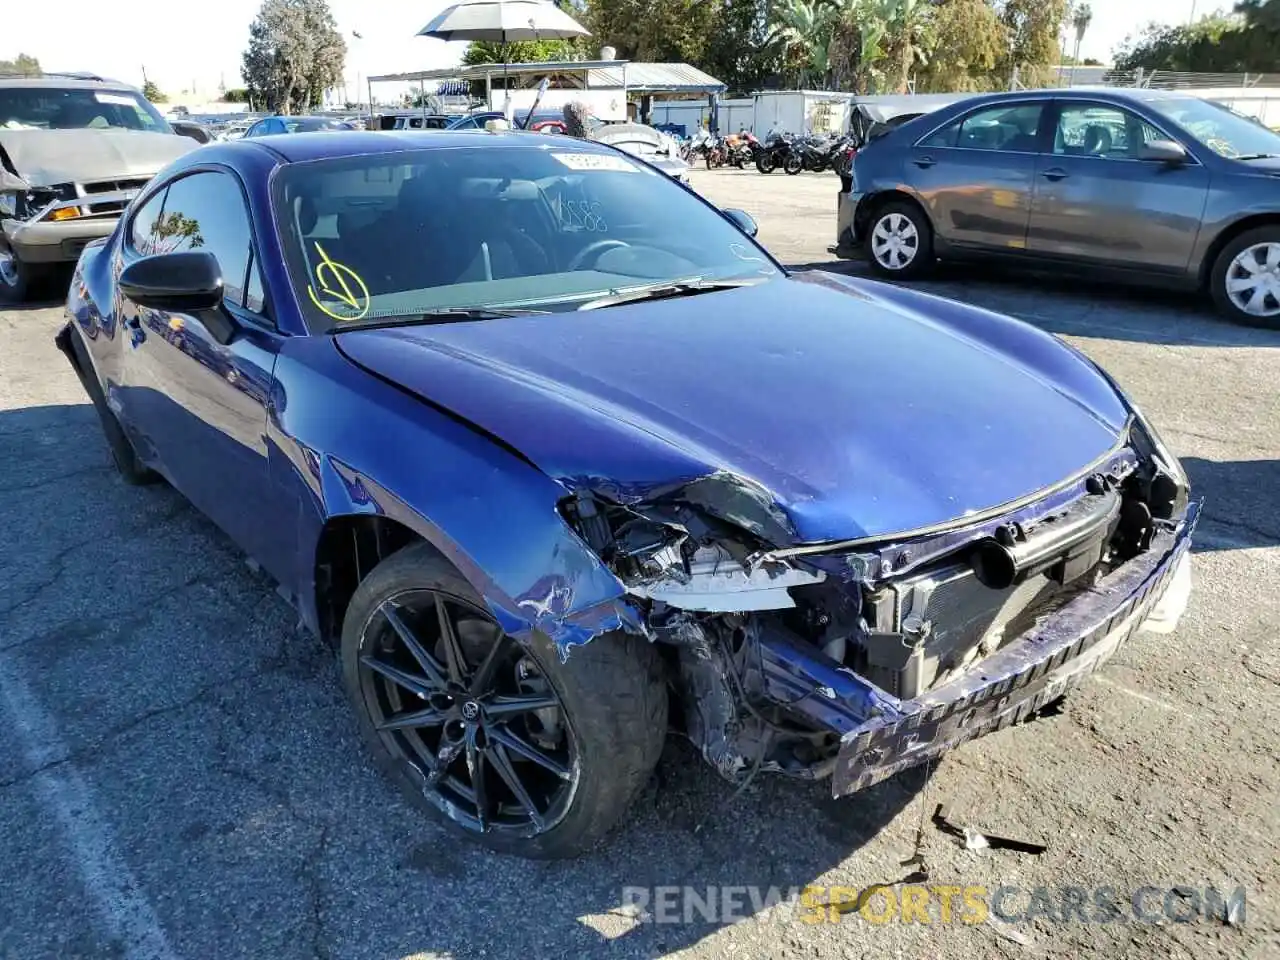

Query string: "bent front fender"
[[271, 336, 639, 658]]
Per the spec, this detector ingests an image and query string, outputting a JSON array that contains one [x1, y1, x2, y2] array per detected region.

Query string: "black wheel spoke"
[[379, 601, 449, 690], [376, 706, 445, 731], [425, 739, 464, 788], [360, 655, 435, 699], [468, 628, 508, 696], [435, 597, 469, 685], [486, 693, 559, 717], [465, 726, 489, 831], [490, 726, 570, 780], [488, 743, 544, 830]]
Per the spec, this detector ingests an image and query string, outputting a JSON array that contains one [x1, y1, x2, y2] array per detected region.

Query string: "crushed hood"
[[335, 273, 1130, 544], [0, 129, 196, 186]]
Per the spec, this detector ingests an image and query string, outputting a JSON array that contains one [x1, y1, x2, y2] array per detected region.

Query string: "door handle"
[[913, 156, 936, 168], [1041, 167, 1069, 181]]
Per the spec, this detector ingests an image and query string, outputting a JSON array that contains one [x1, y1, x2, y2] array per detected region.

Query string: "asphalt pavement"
[[0, 168, 1276, 960]]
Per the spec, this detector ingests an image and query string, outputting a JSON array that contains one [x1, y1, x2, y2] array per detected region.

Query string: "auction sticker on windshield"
[[551, 153, 643, 173], [94, 92, 140, 106]]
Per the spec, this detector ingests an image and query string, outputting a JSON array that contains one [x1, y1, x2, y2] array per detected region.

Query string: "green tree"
[[141, 80, 169, 103], [223, 87, 251, 103], [995, 0, 1071, 87], [919, 0, 1008, 92], [242, 0, 346, 114], [883, 0, 936, 92], [461, 39, 585, 65], [702, 0, 777, 95], [1110, 13, 1277, 73], [583, 0, 718, 64], [0, 53, 41, 76], [768, 0, 840, 88]]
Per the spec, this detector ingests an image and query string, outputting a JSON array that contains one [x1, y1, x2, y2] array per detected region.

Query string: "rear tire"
[[756, 154, 775, 174], [783, 155, 803, 175], [341, 542, 669, 859], [66, 326, 159, 485], [1209, 226, 1280, 329], [864, 200, 935, 280]]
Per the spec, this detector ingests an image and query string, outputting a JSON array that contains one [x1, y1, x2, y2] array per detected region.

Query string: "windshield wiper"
[[1233, 153, 1280, 160], [333, 307, 550, 331], [577, 277, 762, 311]]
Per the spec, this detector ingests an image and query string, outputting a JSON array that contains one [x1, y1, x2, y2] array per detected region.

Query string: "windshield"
[[273, 144, 779, 330], [0, 86, 169, 132], [1145, 96, 1280, 158]]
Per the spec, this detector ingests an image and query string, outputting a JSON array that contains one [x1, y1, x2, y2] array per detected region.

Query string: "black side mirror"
[[119, 251, 236, 343], [722, 207, 758, 237], [1139, 139, 1188, 165]]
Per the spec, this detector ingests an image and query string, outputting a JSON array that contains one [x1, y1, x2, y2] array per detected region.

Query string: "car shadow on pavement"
[[1182, 457, 1280, 553], [789, 258, 1280, 349], [0, 400, 929, 960]]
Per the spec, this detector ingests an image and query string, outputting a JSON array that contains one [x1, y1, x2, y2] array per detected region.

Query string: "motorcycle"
[[756, 131, 799, 174], [799, 134, 852, 173], [704, 135, 729, 169], [724, 130, 759, 168]]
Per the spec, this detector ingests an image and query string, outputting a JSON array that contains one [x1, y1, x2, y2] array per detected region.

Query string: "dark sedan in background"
[[833, 88, 1280, 327], [242, 116, 355, 137]]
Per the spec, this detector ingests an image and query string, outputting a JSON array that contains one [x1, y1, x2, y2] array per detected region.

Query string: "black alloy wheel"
[[356, 587, 577, 838], [342, 543, 669, 858]]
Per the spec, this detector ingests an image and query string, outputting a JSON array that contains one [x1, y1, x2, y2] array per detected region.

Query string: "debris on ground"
[[931, 804, 1048, 855]]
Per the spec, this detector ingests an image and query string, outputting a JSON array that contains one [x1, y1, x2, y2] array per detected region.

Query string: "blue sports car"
[[57, 129, 1198, 859]]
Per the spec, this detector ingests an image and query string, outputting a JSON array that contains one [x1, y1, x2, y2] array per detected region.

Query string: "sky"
[[6, 0, 1219, 102]]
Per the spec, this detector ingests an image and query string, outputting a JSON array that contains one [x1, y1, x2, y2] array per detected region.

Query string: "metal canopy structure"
[[367, 59, 726, 97], [366, 59, 726, 127]]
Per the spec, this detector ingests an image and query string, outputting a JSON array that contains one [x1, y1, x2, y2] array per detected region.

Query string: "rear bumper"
[[830, 190, 863, 260], [830, 499, 1199, 797]]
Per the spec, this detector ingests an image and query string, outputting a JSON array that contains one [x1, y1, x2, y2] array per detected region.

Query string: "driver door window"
[[156, 171, 264, 316], [1054, 104, 1134, 158]]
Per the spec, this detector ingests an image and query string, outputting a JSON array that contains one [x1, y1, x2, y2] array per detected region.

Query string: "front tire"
[[0, 248, 46, 304], [1210, 227, 1280, 329], [341, 543, 668, 859], [865, 200, 935, 279], [783, 154, 803, 175]]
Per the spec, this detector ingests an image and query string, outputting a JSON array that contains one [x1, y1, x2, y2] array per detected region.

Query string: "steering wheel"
[[567, 239, 630, 272]]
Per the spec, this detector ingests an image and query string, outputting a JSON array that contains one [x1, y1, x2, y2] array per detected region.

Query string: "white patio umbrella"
[[418, 0, 591, 118]]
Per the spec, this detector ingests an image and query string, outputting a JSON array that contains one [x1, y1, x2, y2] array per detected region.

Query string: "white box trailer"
[[752, 90, 854, 135]]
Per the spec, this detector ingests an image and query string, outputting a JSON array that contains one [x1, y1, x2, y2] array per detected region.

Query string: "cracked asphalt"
[[1, 168, 1277, 960]]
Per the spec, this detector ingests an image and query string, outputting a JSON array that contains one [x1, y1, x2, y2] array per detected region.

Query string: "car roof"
[[0, 74, 140, 93], [954, 87, 1200, 107], [231, 128, 614, 163]]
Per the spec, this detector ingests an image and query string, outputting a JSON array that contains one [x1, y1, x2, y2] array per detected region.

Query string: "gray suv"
[[832, 88, 1280, 328], [0, 73, 196, 301]]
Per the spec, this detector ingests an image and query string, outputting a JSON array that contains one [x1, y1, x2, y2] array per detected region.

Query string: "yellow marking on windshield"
[[306, 241, 370, 321]]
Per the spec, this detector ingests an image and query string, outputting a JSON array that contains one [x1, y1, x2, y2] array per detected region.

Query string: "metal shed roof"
[[588, 62, 726, 94]]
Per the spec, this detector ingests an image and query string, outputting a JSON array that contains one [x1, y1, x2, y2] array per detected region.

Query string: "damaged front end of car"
[[559, 414, 1198, 799]]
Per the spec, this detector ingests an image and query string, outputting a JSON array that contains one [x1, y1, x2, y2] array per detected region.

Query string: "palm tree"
[[768, 0, 838, 88], [884, 0, 934, 93], [1069, 2, 1092, 85]]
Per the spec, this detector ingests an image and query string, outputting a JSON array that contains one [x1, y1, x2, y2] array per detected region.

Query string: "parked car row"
[[832, 87, 1280, 328]]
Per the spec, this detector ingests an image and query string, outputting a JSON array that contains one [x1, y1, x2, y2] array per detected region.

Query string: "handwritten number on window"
[[562, 200, 607, 233]]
